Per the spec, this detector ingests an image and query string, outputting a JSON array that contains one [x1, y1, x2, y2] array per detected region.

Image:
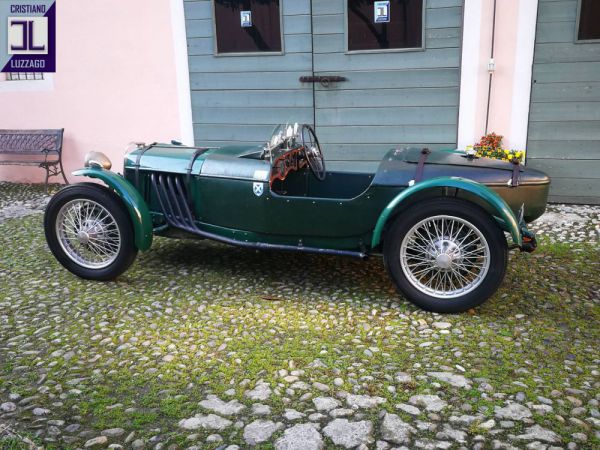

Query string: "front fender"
[[371, 177, 522, 249], [72, 168, 153, 251]]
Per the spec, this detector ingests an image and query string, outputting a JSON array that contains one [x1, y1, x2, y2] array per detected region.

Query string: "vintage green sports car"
[[44, 123, 550, 312]]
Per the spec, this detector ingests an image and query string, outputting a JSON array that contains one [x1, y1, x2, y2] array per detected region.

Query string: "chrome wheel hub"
[[435, 252, 452, 270], [429, 239, 461, 270], [400, 215, 490, 299], [55, 199, 121, 269], [77, 230, 90, 245]]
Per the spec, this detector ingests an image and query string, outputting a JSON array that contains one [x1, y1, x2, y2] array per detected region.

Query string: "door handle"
[[300, 75, 347, 87]]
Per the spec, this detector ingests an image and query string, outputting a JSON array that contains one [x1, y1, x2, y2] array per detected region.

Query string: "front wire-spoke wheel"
[[400, 215, 491, 299], [55, 199, 122, 269], [384, 198, 507, 313], [44, 183, 138, 280]]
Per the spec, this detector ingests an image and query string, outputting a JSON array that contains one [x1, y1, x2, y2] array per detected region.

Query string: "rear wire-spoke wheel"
[[401, 215, 490, 298], [44, 183, 138, 280], [384, 198, 507, 313]]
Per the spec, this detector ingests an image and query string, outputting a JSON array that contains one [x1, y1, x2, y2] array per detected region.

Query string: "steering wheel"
[[301, 124, 326, 181]]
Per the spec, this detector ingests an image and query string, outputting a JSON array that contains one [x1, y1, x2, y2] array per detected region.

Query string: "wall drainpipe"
[[485, 0, 498, 134]]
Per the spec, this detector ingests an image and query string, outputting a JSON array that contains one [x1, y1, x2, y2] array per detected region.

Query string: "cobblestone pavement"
[[0, 183, 598, 450]]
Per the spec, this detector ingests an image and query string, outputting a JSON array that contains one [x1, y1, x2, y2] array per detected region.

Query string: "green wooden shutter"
[[527, 0, 600, 204]]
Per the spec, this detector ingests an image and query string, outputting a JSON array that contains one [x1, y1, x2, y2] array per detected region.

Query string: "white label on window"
[[240, 11, 252, 27], [374, 1, 390, 23]]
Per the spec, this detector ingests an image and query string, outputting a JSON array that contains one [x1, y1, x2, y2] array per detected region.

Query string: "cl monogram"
[[10, 19, 45, 51]]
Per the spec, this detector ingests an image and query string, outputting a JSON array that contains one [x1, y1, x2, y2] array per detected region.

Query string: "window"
[[6, 72, 44, 81], [577, 0, 600, 41], [214, 0, 282, 54], [347, 0, 423, 52]]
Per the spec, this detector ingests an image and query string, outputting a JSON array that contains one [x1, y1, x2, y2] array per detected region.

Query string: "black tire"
[[383, 198, 508, 313], [44, 183, 138, 280]]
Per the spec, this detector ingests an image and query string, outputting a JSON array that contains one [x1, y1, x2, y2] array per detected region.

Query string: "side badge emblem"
[[253, 182, 264, 197]]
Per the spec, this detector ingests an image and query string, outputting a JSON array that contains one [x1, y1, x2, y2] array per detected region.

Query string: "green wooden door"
[[184, 0, 315, 147], [184, 0, 462, 162], [311, 0, 463, 166], [527, 0, 600, 204]]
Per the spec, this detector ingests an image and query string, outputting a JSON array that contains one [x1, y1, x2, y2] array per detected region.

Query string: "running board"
[[149, 173, 368, 259]]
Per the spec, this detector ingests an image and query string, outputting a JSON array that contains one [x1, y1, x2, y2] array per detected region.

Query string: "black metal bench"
[[0, 129, 68, 192]]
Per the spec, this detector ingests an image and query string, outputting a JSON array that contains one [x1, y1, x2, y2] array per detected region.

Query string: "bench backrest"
[[0, 129, 64, 155]]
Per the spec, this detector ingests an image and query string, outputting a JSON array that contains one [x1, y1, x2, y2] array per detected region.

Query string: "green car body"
[[72, 143, 549, 256], [44, 132, 550, 313]]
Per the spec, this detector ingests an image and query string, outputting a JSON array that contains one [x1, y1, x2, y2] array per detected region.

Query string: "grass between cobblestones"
[[0, 183, 598, 449]]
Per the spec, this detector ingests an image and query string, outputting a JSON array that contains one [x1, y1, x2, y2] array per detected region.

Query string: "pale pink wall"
[[471, 0, 494, 142], [458, 0, 538, 152], [484, 0, 519, 148], [473, 0, 519, 145], [0, 0, 182, 183]]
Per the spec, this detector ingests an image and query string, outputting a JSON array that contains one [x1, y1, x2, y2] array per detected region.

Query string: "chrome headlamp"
[[84, 151, 112, 170]]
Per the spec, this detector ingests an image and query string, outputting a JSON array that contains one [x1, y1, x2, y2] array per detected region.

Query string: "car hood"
[[124, 143, 263, 174]]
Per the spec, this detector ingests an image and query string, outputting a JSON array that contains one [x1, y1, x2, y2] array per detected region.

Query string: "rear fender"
[[72, 168, 153, 251], [371, 177, 522, 249]]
